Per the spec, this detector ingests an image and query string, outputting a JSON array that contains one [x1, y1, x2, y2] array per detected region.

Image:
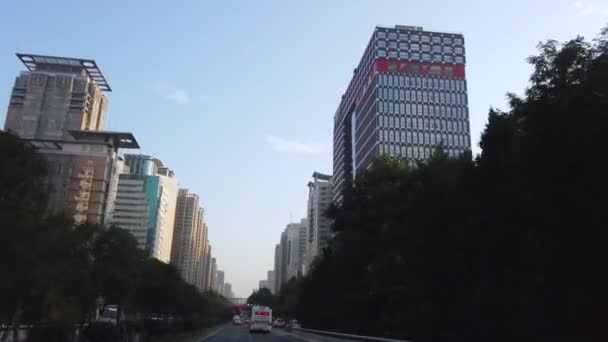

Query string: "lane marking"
[[195, 324, 228, 341]]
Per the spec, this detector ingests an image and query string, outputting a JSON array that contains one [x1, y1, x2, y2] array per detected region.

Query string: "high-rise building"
[[202, 243, 212, 290], [267, 270, 275, 294], [284, 219, 307, 281], [332, 26, 471, 202], [216, 270, 225, 296], [304, 172, 333, 273], [3, 54, 139, 225], [223, 283, 233, 298], [111, 155, 178, 263], [5, 54, 110, 141], [170, 189, 208, 287], [195, 222, 209, 290], [279, 231, 288, 288], [259, 280, 269, 290], [210, 257, 217, 292], [273, 244, 282, 293]]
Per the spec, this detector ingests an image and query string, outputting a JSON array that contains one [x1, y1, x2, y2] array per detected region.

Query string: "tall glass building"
[[332, 25, 471, 202]]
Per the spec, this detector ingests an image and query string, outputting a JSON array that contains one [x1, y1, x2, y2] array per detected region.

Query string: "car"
[[233, 315, 242, 325], [272, 318, 285, 328], [285, 319, 301, 330]]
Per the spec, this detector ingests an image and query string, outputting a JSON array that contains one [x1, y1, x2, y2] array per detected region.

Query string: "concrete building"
[[273, 244, 282, 293], [216, 270, 225, 296], [285, 220, 306, 280], [304, 172, 333, 273], [3, 54, 139, 225], [279, 231, 288, 288], [170, 189, 208, 287], [210, 257, 217, 292], [259, 280, 269, 290], [202, 243, 212, 290], [332, 26, 471, 202], [111, 155, 178, 263], [5, 53, 110, 141], [223, 283, 233, 298], [267, 270, 275, 294]]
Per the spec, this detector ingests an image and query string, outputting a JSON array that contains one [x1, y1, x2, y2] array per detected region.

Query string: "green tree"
[[247, 288, 274, 307]]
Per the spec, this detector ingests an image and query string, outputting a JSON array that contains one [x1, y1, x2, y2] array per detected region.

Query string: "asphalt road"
[[199, 323, 355, 342]]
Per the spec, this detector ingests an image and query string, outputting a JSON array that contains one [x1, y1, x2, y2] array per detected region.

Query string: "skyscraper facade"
[[111, 154, 178, 263], [202, 243, 212, 290], [216, 270, 225, 295], [305, 172, 333, 273], [273, 244, 282, 293], [332, 25, 471, 202], [5, 54, 110, 141], [170, 189, 208, 287], [210, 258, 217, 292], [267, 270, 275, 294], [3, 54, 138, 225]]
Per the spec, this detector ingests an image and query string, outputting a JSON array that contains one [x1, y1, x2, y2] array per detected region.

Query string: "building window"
[[421, 35, 430, 43], [400, 102, 405, 114], [399, 89, 404, 101], [389, 41, 398, 49], [410, 43, 420, 51], [406, 103, 412, 115], [433, 54, 442, 62], [455, 56, 464, 63], [443, 37, 452, 44], [421, 44, 431, 52], [417, 118, 423, 129], [399, 33, 408, 40], [445, 55, 453, 62], [455, 47, 463, 54], [422, 53, 431, 61], [388, 51, 398, 58], [399, 76, 405, 87], [432, 36, 441, 44], [378, 41, 386, 48], [377, 31, 386, 39], [399, 42, 408, 50], [444, 46, 453, 53], [378, 49, 386, 57], [388, 32, 397, 39], [411, 52, 420, 60], [432, 45, 442, 53], [454, 37, 463, 45]]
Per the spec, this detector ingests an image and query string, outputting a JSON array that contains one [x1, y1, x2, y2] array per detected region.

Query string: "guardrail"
[[293, 327, 410, 342]]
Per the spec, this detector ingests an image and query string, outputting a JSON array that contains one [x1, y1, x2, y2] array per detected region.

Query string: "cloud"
[[264, 135, 327, 155], [153, 84, 189, 104], [569, 1, 608, 16]]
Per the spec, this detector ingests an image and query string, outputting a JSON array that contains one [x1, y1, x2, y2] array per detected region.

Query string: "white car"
[[249, 306, 272, 333], [233, 315, 242, 325]]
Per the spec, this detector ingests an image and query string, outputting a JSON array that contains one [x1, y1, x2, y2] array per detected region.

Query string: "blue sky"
[[1, 0, 606, 297]]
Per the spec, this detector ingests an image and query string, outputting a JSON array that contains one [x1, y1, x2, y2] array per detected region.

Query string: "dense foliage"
[[0, 132, 231, 340], [278, 28, 608, 341]]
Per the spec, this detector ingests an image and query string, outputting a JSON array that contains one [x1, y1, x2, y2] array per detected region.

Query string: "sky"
[[0, 0, 606, 297]]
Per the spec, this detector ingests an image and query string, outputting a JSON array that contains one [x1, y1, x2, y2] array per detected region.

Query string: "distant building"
[[332, 26, 471, 203], [216, 270, 225, 295], [170, 189, 208, 288], [259, 280, 269, 290], [202, 243, 212, 290], [111, 155, 178, 263], [223, 283, 233, 298], [210, 258, 217, 292], [286, 219, 307, 280], [273, 244, 282, 293], [304, 172, 333, 273], [3, 54, 138, 224], [267, 270, 275, 294]]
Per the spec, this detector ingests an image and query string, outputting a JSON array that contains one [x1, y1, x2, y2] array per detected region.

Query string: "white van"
[[249, 306, 272, 333]]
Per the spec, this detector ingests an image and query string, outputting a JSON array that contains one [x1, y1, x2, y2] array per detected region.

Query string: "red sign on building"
[[375, 58, 465, 79]]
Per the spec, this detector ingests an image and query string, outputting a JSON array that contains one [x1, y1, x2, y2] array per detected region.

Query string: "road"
[[200, 323, 356, 342]]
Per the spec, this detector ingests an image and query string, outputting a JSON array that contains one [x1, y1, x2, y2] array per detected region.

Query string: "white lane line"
[[195, 324, 228, 341]]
